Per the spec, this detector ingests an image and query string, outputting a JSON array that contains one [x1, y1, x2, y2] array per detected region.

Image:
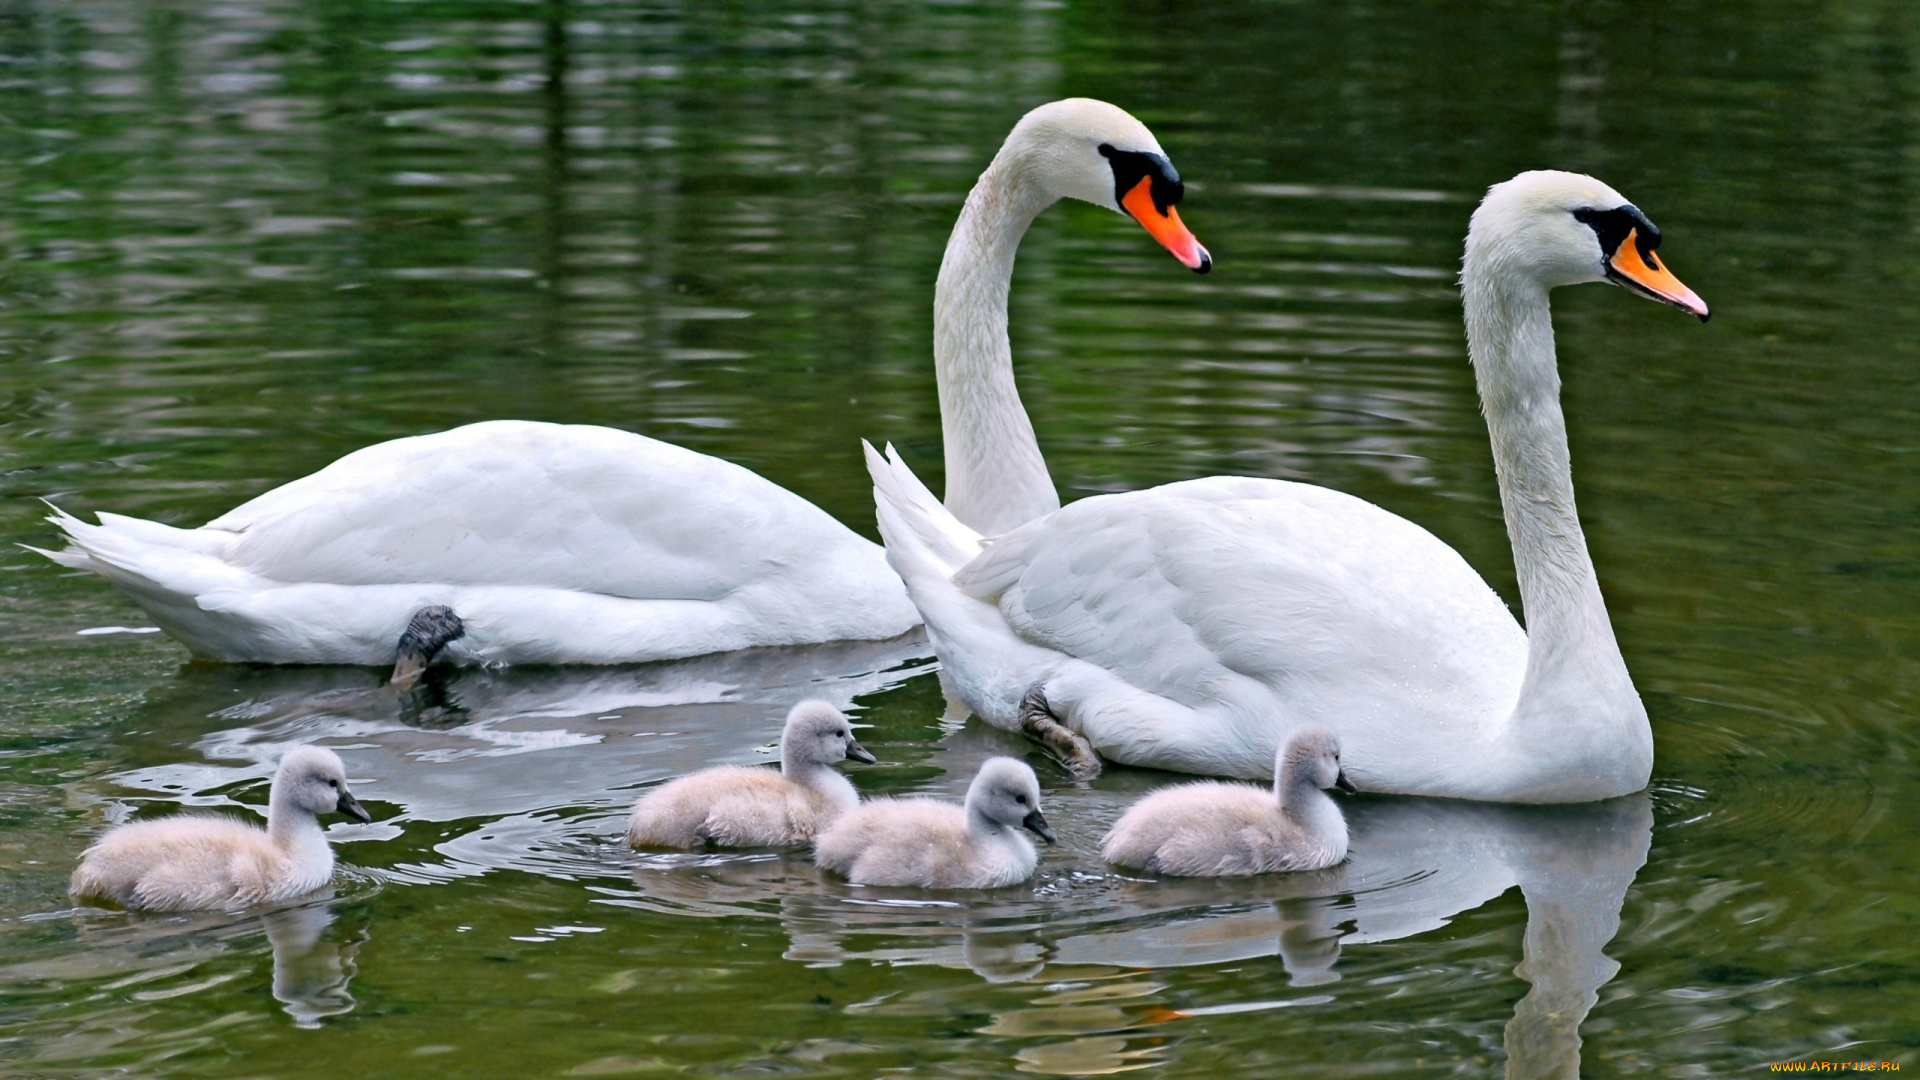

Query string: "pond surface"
[[3, 0, 1918, 1075]]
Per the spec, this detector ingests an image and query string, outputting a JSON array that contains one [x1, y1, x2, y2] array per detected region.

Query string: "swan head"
[[966, 757, 1055, 843], [1279, 724, 1356, 795], [781, 699, 876, 769], [1004, 98, 1211, 273], [1467, 170, 1708, 322], [276, 746, 371, 823]]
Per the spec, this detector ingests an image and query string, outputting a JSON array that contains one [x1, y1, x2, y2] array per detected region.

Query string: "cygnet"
[[70, 745, 372, 911], [1102, 724, 1354, 876], [813, 756, 1055, 889], [627, 700, 876, 849]]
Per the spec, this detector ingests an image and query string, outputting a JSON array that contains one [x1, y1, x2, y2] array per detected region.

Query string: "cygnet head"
[[275, 746, 371, 823], [966, 757, 1055, 843], [1277, 725, 1356, 795], [780, 699, 876, 770], [1465, 170, 1708, 321], [1002, 98, 1210, 273]]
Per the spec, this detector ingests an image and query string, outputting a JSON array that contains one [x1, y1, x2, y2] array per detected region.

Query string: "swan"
[[866, 170, 1709, 802], [626, 699, 875, 849], [70, 745, 372, 911], [812, 756, 1055, 889], [1101, 724, 1353, 876], [33, 98, 1209, 675]]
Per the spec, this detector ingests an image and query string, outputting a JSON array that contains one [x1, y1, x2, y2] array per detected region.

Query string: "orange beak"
[[1121, 175, 1211, 274], [1609, 228, 1709, 322]]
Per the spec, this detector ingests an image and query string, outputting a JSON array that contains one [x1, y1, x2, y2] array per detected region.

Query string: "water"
[[3, 0, 1918, 1074]]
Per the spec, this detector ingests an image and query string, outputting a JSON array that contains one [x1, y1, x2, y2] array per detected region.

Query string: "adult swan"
[[867, 170, 1707, 803], [39, 99, 1209, 676]]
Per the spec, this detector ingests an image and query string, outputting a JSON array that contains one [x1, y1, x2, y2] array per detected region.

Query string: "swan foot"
[[1018, 686, 1102, 780], [390, 606, 466, 688]]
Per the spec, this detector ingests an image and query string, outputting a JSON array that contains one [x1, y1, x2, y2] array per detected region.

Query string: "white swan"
[[812, 756, 1054, 889], [867, 170, 1709, 802], [626, 699, 875, 849], [1101, 724, 1353, 876], [34, 99, 1209, 673], [70, 745, 372, 911]]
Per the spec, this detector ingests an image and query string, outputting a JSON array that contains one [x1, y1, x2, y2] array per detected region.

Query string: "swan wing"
[[957, 477, 1527, 734], [207, 421, 858, 600]]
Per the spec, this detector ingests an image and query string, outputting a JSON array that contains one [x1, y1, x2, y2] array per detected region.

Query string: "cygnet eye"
[[329, 778, 340, 789], [1014, 794, 1028, 805]]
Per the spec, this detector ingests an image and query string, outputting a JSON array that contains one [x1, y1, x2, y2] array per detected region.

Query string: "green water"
[[3, 0, 1918, 1074]]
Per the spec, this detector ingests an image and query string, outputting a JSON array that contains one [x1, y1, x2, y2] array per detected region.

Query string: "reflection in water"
[[0, 898, 369, 1040], [260, 902, 366, 1028]]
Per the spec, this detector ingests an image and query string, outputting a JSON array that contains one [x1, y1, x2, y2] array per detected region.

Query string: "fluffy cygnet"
[[1102, 724, 1354, 876], [813, 756, 1056, 889], [627, 700, 877, 849], [70, 745, 372, 911]]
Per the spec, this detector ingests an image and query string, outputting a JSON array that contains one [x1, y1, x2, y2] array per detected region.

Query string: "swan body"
[[813, 756, 1055, 889], [71, 746, 372, 911], [41, 422, 916, 666], [37, 99, 1206, 669], [1102, 724, 1353, 876], [627, 699, 875, 848], [869, 170, 1709, 803]]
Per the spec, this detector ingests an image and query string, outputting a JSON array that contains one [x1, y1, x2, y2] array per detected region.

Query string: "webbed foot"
[[390, 606, 466, 688], [1018, 686, 1102, 780]]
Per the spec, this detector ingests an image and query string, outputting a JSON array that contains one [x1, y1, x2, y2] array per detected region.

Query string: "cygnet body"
[[813, 756, 1055, 889], [70, 745, 372, 911], [1102, 725, 1353, 876], [627, 700, 876, 849]]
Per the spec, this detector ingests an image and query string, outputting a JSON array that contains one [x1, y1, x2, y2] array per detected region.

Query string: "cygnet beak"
[[335, 790, 373, 823], [1334, 771, 1358, 794], [844, 738, 878, 765], [1021, 808, 1057, 844]]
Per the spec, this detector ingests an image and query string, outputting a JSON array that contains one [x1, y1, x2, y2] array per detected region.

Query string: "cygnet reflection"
[[6, 899, 368, 1033], [260, 901, 367, 1027]]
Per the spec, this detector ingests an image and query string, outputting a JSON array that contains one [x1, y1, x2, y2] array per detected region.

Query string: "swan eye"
[[1098, 143, 1184, 216], [1014, 795, 1028, 805]]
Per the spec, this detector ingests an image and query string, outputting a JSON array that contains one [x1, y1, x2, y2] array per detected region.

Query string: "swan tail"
[[38, 505, 244, 593], [33, 504, 275, 651], [863, 441, 982, 577], [864, 441, 1057, 728]]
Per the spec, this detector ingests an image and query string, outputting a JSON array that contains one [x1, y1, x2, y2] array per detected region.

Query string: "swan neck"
[[266, 787, 324, 850], [779, 743, 814, 779], [1276, 775, 1347, 854], [965, 802, 1008, 839], [1462, 263, 1641, 737], [935, 152, 1060, 535]]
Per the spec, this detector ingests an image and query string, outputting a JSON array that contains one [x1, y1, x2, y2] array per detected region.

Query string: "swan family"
[[60, 99, 1717, 910]]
